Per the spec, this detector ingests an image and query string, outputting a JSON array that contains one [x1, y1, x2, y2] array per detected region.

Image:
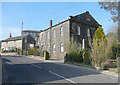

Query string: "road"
[[2, 55, 118, 84]]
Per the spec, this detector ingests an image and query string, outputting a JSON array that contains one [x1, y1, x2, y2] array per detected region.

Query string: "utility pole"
[[21, 22, 23, 55], [22, 22, 23, 31]]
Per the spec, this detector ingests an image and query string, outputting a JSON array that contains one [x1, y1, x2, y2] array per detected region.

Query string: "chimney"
[[86, 11, 89, 13], [9, 33, 12, 38], [68, 16, 73, 19], [50, 20, 52, 28]]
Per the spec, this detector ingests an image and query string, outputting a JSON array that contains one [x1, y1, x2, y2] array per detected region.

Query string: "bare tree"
[[98, 1, 120, 22]]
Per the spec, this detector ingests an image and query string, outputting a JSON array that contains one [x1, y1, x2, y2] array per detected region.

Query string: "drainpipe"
[[49, 20, 52, 58]]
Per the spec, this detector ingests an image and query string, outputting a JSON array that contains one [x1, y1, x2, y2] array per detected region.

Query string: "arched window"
[[60, 26, 64, 36], [53, 29, 55, 38], [77, 26, 80, 35], [53, 43, 56, 52], [60, 42, 64, 52], [40, 33, 43, 41], [46, 44, 50, 52], [87, 28, 90, 37], [47, 31, 49, 39]]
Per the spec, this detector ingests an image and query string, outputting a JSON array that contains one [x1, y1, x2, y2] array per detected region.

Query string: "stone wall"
[[40, 20, 70, 60]]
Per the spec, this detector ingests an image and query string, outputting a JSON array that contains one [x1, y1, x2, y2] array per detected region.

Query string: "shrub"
[[28, 47, 38, 55], [111, 44, 120, 59], [65, 51, 83, 63], [64, 38, 83, 63], [102, 64, 109, 70], [83, 50, 91, 65], [17, 48, 22, 54]]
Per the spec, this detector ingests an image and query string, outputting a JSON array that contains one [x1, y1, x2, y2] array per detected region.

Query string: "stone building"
[[22, 30, 40, 55], [39, 11, 100, 60], [1, 30, 40, 54], [1, 35, 22, 52]]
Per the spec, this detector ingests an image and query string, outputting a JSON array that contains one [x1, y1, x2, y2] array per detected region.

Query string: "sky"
[[1, 2, 114, 40]]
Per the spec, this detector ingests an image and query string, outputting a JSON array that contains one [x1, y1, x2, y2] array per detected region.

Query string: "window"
[[60, 42, 64, 52], [47, 31, 49, 39], [41, 33, 43, 41], [60, 26, 63, 36], [41, 45, 43, 51], [53, 43, 56, 52], [77, 26, 80, 35], [46, 44, 50, 52], [53, 29, 55, 38], [87, 29, 90, 37]]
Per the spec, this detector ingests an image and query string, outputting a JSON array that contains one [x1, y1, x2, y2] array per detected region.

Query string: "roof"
[[41, 11, 100, 32], [42, 19, 69, 32], [22, 30, 40, 33], [2, 36, 22, 42], [72, 11, 100, 27]]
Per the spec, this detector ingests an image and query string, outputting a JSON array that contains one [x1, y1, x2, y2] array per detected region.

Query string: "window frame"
[[87, 28, 90, 37], [53, 29, 55, 38], [77, 26, 81, 35], [46, 43, 50, 52], [60, 42, 64, 52], [60, 26, 64, 36], [47, 31, 49, 39], [53, 43, 56, 53]]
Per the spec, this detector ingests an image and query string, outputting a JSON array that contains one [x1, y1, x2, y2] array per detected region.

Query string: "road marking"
[[31, 63, 42, 69], [10, 57, 42, 69], [49, 70, 76, 83], [18, 60, 42, 69]]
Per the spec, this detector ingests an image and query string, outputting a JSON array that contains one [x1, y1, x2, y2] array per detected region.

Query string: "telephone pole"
[[21, 22, 23, 55]]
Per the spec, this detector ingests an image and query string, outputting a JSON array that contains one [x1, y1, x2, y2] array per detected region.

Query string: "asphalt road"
[[2, 55, 118, 84]]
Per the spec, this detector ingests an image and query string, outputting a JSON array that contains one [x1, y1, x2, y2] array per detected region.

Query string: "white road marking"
[[49, 70, 76, 83], [31, 63, 42, 69], [10, 57, 42, 69]]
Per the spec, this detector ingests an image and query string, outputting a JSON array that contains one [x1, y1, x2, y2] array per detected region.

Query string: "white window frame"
[[53, 29, 55, 38], [87, 28, 90, 37], [77, 26, 81, 35], [60, 42, 64, 52], [47, 31, 49, 39], [60, 26, 64, 36], [53, 43, 56, 52], [40, 33, 42, 41], [46, 43, 50, 52]]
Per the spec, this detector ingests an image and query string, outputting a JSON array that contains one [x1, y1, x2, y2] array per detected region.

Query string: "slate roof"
[[2, 36, 22, 42], [72, 11, 100, 27], [42, 11, 101, 32], [22, 30, 40, 33]]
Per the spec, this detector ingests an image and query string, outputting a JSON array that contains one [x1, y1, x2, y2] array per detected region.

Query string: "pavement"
[[27, 55, 118, 77]]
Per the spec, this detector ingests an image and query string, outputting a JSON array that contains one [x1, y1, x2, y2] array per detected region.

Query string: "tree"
[[106, 24, 120, 59], [98, 1, 120, 22], [91, 26, 112, 67]]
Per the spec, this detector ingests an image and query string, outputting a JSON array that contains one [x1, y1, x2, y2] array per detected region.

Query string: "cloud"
[[2, 27, 22, 40]]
